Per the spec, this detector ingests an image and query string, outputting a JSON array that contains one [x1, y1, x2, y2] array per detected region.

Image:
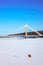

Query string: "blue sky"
[[0, 0, 43, 35]]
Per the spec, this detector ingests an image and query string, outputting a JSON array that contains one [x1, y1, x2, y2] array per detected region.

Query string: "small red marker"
[[28, 54, 32, 58]]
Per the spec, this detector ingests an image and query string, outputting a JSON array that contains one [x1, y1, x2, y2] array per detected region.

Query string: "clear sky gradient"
[[0, 0, 43, 35]]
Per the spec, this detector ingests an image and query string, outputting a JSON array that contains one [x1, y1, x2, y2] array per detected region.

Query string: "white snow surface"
[[0, 38, 43, 65]]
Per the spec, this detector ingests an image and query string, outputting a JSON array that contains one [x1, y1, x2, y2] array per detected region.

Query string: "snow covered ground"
[[0, 38, 43, 65]]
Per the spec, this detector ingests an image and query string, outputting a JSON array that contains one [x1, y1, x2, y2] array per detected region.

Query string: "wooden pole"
[[25, 24, 28, 39]]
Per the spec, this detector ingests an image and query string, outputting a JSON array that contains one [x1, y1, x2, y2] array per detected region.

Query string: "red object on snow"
[[28, 54, 31, 58]]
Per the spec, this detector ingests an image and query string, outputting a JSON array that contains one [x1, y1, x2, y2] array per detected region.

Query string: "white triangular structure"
[[15, 24, 42, 38], [24, 24, 42, 38]]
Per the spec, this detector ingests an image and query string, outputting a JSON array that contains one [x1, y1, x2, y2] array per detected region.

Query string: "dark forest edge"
[[0, 31, 43, 38]]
